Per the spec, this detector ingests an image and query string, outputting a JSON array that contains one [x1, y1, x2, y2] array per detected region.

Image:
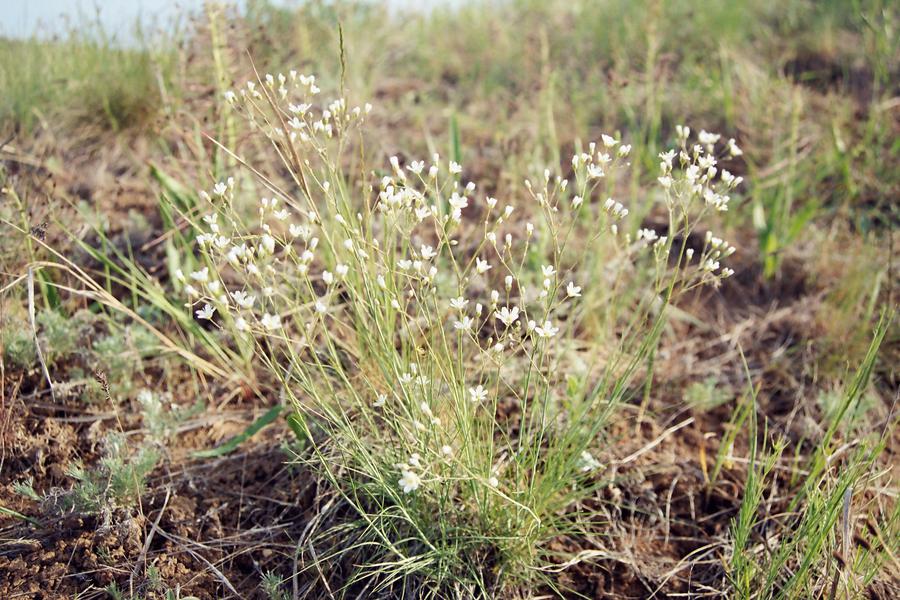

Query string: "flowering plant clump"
[[176, 69, 739, 592]]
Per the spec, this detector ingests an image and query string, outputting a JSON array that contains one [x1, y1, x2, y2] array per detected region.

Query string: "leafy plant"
[[63, 433, 159, 514]]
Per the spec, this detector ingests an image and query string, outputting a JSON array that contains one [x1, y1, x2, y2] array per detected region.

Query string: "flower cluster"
[[177, 70, 740, 513]]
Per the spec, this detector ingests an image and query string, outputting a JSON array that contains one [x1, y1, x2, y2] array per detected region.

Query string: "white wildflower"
[[190, 267, 210, 283], [399, 470, 421, 494], [195, 304, 215, 320], [494, 305, 520, 327], [231, 290, 256, 309], [454, 316, 474, 331], [578, 451, 602, 472], [261, 313, 282, 330], [450, 297, 469, 311], [420, 245, 437, 260], [534, 320, 559, 338], [469, 385, 488, 403]]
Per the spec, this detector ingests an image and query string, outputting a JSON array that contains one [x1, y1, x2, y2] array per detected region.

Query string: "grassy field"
[[0, 0, 897, 598]]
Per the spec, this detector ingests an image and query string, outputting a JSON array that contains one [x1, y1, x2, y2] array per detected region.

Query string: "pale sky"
[[1, 0, 458, 40]]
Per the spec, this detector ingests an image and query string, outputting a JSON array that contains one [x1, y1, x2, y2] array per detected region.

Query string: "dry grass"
[[0, 1, 897, 598]]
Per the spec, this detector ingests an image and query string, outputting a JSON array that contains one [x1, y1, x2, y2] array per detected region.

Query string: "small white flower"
[[399, 470, 421, 494], [420, 245, 437, 260], [373, 394, 387, 407], [601, 134, 618, 148], [578, 451, 602, 472], [261, 313, 282, 331], [494, 305, 520, 327], [572, 195, 583, 208], [454, 316, 474, 331], [231, 290, 256, 309], [335, 264, 349, 278], [315, 300, 328, 314], [703, 259, 720, 272], [487, 476, 499, 488], [450, 297, 469, 311], [441, 445, 453, 457], [566, 282, 582, 298], [449, 192, 468, 211], [469, 385, 488, 403], [195, 304, 215, 320], [322, 270, 334, 285], [699, 130, 721, 148], [541, 265, 555, 278], [533, 320, 559, 338], [419, 402, 433, 419], [190, 267, 210, 283], [449, 161, 462, 174], [475, 258, 491, 274], [260, 234, 276, 255], [213, 181, 228, 196], [234, 317, 249, 332], [587, 164, 604, 179]]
